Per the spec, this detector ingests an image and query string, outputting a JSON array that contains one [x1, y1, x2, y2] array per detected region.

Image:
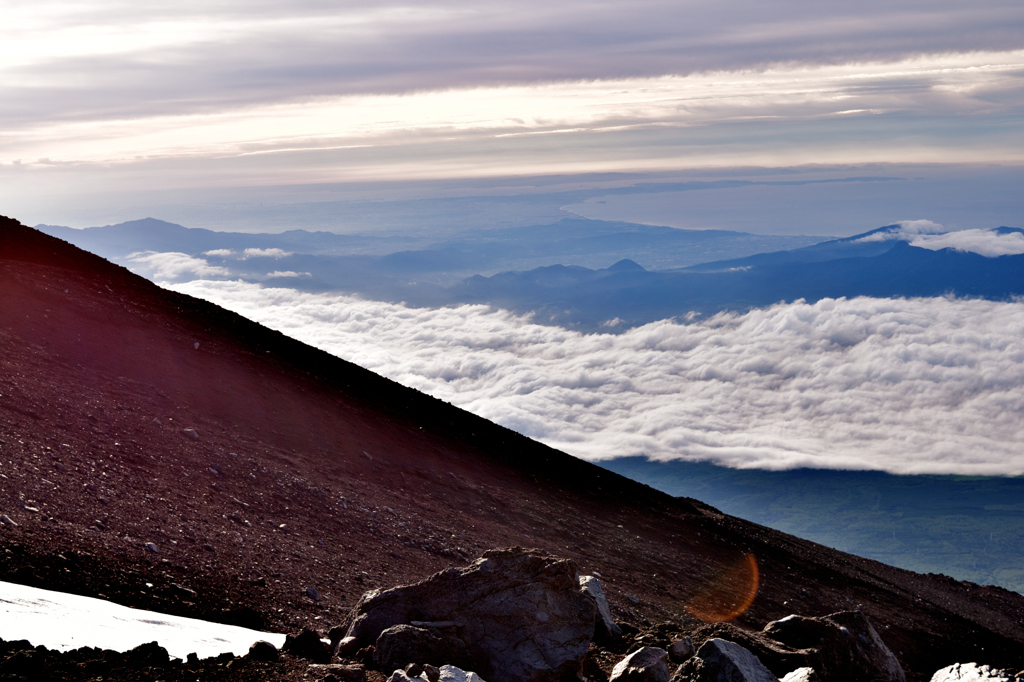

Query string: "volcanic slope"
[[0, 216, 1022, 678]]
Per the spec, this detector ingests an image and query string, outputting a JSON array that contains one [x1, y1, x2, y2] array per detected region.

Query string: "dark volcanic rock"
[[374, 624, 476, 672], [283, 627, 332, 663], [763, 611, 905, 682], [248, 639, 280, 662], [343, 547, 596, 682]]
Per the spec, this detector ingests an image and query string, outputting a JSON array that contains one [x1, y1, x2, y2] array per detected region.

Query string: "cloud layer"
[[856, 221, 1024, 257], [2, 3, 1024, 218], [169, 280, 1024, 476], [5, 2, 1023, 126]]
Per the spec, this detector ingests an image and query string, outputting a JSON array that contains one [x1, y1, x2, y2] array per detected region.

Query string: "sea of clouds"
[[168, 280, 1024, 476]]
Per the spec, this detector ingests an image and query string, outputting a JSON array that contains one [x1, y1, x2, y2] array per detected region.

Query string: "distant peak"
[[607, 258, 646, 272]]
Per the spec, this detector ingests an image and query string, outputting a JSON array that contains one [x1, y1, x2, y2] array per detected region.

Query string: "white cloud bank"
[[127, 251, 231, 281], [169, 281, 1024, 476], [911, 230, 1024, 257], [856, 221, 1024, 257]]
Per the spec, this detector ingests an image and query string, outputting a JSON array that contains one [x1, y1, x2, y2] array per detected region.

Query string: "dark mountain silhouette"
[[453, 231, 1024, 329], [2, 215, 1024, 678]]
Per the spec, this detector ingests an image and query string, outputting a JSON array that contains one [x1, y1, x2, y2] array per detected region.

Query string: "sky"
[[1, 1, 1023, 230]]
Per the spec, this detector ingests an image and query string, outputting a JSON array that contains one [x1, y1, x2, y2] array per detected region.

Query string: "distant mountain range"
[[36, 217, 826, 302], [37, 219, 1024, 331], [453, 225, 1024, 328]]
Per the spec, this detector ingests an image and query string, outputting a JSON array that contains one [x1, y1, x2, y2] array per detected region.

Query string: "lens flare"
[[685, 553, 759, 623]]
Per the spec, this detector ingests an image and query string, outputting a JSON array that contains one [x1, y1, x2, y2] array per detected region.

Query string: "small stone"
[[183, 428, 199, 440], [145, 542, 159, 553], [668, 638, 695, 663], [423, 664, 441, 682], [248, 640, 280, 662], [1, 514, 17, 526], [406, 663, 425, 677], [781, 668, 818, 682], [306, 587, 321, 602]]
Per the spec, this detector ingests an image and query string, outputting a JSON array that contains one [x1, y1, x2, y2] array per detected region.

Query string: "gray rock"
[[374, 624, 476, 672], [780, 668, 817, 682], [929, 663, 1013, 681], [0, 514, 17, 526], [145, 542, 159, 553], [580, 575, 622, 642], [307, 587, 321, 602], [669, 639, 695, 664], [183, 428, 199, 440], [341, 548, 596, 682], [389, 671, 422, 682], [673, 639, 778, 682], [610, 647, 671, 682], [439, 665, 488, 682], [763, 612, 904, 682]]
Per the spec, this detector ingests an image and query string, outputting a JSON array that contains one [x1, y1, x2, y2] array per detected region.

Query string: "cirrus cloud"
[[167, 280, 1024, 476]]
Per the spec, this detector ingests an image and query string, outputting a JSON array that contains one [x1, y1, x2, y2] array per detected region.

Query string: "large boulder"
[[580, 575, 622, 643], [687, 623, 810, 677], [672, 638, 778, 682], [610, 648, 671, 682], [929, 663, 1013, 681], [374, 624, 477, 672], [341, 548, 597, 682], [763, 612, 904, 682]]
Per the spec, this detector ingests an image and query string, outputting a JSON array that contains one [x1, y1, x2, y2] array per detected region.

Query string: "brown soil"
[[1, 216, 1023, 681]]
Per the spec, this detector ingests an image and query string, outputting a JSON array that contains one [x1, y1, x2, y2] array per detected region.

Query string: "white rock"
[[929, 663, 1013, 682], [780, 668, 817, 682], [679, 639, 778, 682], [439, 664, 488, 682], [580, 575, 622, 640], [610, 647, 670, 682]]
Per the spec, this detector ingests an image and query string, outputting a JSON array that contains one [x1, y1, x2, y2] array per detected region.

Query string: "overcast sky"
[[2, 1, 1023, 227]]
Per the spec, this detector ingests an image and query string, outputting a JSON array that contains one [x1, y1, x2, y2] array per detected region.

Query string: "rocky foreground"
[[1, 549, 1021, 682]]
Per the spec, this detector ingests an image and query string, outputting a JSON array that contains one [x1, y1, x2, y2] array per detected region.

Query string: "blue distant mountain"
[[38, 218, 1024, 330], [452, 226, 1024, 329]]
